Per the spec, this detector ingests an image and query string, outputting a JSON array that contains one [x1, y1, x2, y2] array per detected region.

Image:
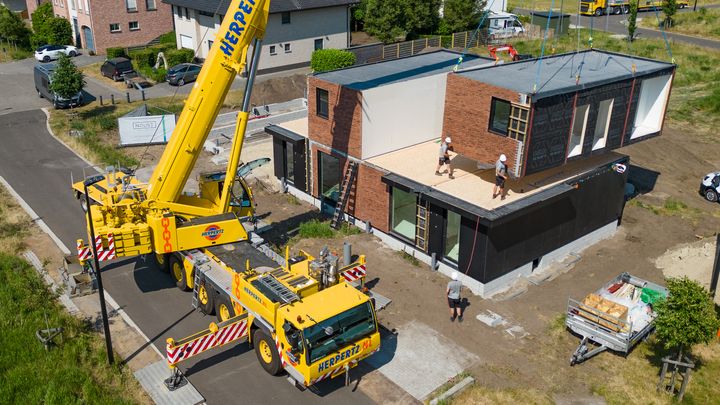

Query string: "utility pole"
[[84, 175, 114, 365]]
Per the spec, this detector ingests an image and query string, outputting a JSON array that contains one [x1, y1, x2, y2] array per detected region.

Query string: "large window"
[[285, 142, 295, 183], [146, 0, 156, 10], [391, 188, 416, 241], [444, 211, 461, 263], [568, 104, 589, 157], [318, 152, 340, 202], [489, 98, 511, 135], [316, 88, 329, 119], [126, 0, 137, 12], [592, 99, 614, 150], [632, 75, 672, 139]]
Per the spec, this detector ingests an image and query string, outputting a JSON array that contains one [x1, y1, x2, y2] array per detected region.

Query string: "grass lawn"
[[0, 42, 31, 63], [640, 8, 720, 40], [482, 28, 720, 138], [0, 186, 144, 404]]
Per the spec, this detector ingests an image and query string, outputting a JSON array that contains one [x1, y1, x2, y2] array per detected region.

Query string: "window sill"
[[130, 28, 140, 31], [110, 31, 122, 33], [488, 129, 509, 137], [316, 114, 329, 120], [127, 9, 138, 13]]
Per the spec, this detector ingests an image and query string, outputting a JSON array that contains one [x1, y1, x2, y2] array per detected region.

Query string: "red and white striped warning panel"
[[77, 240, 92, 261], [275, 336, 287, 367], [340, 264, 366, 283], [166, 319, 248, 367], [77, 234, 116, 262]]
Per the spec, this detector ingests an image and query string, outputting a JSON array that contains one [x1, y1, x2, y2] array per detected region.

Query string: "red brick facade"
[[310, 144, 390, 233], [26, 0, 50, 17], [53, 0, 173, 54], [442, 74, 523, 175], [307, 76, 363, 159]]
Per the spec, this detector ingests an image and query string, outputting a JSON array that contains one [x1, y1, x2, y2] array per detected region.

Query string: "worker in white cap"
[[447, 271, 463, 322], [435, 136, 454, 179], [493, 153, 508, 200]]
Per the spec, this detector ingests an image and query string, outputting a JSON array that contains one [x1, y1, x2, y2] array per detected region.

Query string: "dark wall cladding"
[[525, 93, 575, 175], [576, 80, 634, 154], [458, 215, 489, 282], [466, 159, 628, 283]]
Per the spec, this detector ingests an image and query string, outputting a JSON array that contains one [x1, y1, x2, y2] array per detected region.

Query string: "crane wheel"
[[152, 253, 170, 273], [170, 256, 191, 291], [215, 295, 235, 323], [253, 329, 282, 375], [198, 282, 215, 315]]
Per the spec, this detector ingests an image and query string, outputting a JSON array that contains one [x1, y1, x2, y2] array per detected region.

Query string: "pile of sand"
[[655, 239, 718, 301]]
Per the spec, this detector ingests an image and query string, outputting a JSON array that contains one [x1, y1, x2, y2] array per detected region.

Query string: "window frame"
[[389, 187, 418, 243], [592, 99, 614, 150], [126, 0, 137, 12], [488, 97, 511, 136], [109, 23, 121, 33], [281, 11, 291, 24], [317, 152, 341, 203], [316, 88, 329, 119], [314, 38, 324, 51], [443, 210, 461, 264], [269, 45, 276, 55], [129, 21, 139, 31], [284, 43, 291, 53], [567, 104, 590, 158], [145, 0, 156, 11]]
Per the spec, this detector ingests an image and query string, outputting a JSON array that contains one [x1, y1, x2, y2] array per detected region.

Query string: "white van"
[[487, 12, 526, 39]]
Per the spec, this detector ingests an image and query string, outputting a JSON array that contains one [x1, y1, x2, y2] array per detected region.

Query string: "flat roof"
[[368, 140, 627, 216], [456, 49, 675, 99], [313, 50, 492, 91], [273, 117, 308, 138]]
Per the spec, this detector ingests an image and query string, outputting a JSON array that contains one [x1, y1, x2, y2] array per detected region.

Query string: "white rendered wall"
[[361, 74, 448, 159], [632, 74, 672, 139]]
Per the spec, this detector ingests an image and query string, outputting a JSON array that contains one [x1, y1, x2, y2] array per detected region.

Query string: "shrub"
[[311, 49, 356, 72], [298, 220, 335, 239], [166, 48, 195, 66], [138, 66, 167, 83], [129, 48, 156, 68], [106, 47, 127, 58]]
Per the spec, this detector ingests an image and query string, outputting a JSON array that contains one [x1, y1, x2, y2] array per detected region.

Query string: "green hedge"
[[311, 49, 356, 73], [166, 48, 195, 67], [106, 47, 127, 58]]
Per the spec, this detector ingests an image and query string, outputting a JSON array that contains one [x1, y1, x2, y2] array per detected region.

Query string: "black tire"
[[594, 7, 603, 16], [178, 78, 185, 86], [704, 189, 718, 203], [623, 5, 630, 13], [613, 6, 622, 14], [43, 55, 50, 63], [79, 196, 88, 213], [69, 50, 77, 57], [253, 329, 282, 375], [153, 253, 170, 273], [197, 281, 215, 315], [680, 3, 686, 8], [215, 294, 236, 323], [53, 99, 59, 109], [170, 255, 191, 291]]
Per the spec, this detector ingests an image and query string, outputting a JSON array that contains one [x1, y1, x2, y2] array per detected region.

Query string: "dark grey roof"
[[456, 49, 675, 100], [162, 0, 358, 14], [313, 50, 492, 91]]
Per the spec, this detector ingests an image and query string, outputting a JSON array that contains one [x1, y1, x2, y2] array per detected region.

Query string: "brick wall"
[[26, 0, 50, 17], [442, 74, 522, 175], [307, 76, 363, 158], [310, 144, 390, 233], [89, 0, 173, 54]]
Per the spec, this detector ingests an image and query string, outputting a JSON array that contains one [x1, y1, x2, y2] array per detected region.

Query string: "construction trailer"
[[269, 50, 674, 297]]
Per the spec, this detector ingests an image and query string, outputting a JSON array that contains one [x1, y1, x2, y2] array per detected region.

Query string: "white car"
[[699, 172, 720, 202], [35, 45, 79, 63]]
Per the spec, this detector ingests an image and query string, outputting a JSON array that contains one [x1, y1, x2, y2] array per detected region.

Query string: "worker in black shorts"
[[493, 153, 508, 200], [435, 137, 454, 179], [447, 271, 462, 322]]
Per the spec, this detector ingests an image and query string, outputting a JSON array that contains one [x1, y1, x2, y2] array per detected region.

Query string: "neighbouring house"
[[162, 0, 358, 73], [25, 0, 49, 18], [268, 49, 676, 297], [47, 0, 173, 54]]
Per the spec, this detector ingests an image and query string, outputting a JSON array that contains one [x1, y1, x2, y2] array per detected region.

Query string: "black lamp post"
[[83, 174, 114, 365]]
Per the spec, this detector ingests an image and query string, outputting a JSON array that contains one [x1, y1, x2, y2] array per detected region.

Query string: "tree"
[[352, 0, 369, 31], [627, 0, 638, 42], [364, 0, 441, 43], [0, 5, 31, 48], [440, 0, 486, 34], [662, 0, 678, 28], [49, 54, 85, 101], [654, 277, 720, 364], [31, 3, 73, 47]]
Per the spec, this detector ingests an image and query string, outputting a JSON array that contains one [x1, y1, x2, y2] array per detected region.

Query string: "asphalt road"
[[517, 5, 720, 50], [0, 71, 374, 404]]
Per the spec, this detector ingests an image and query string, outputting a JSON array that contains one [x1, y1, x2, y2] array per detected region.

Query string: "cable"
[[533, 0, 555, 93], [453, 0, 496, 72], [652, 5, 675, 63]]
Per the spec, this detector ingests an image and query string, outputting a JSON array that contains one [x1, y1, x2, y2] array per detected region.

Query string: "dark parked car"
[[167, 63, 202, 86], [101, 57, 136, 81]]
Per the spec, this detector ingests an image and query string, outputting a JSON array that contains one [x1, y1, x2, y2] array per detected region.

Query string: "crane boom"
[[148, 0, 269, 205]]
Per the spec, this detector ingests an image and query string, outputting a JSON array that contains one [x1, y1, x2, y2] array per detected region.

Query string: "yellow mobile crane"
[[72, 0, 381, 390]]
